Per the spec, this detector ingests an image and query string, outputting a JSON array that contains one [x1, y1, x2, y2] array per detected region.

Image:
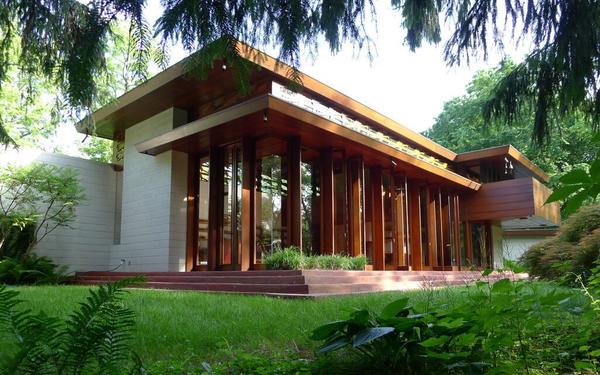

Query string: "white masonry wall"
[[0, 150, 117, 271], [112, 107, 189, 272]]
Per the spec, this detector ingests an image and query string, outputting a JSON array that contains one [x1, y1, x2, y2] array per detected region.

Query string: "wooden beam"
[[287, 137, 302, 248], [371, 167, 385, 270], [241, 138, 256, 271], [320, 149, 335, 254], [408, 184, 422, 270], [207, 146, 223, 271], [185, 156, 199, 271]]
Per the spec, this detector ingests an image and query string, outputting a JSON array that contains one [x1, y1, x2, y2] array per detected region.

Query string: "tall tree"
[[425, 61, 598, 183], [0, 0, 597, 145]]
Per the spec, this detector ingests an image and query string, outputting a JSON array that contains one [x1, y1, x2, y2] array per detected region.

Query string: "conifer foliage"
[[0, 0, 598, 144]]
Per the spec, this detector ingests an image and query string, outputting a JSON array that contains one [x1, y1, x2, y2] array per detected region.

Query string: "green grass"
[[4, 285, 464, 364]]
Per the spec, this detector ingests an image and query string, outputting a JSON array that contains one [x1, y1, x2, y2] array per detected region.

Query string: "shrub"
[[0, 214, 36, 259], [0, 277, 144, 373], [263, 247, 367, 270], [311, 277, 600, 374], [521, 205, 600, 284], [0, 254, 70, 285], [0, 163, 85, 255]]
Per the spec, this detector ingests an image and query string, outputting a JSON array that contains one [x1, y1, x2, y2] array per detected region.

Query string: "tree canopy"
[[425, 61, 599, 183], [0, 0, 598, 145]]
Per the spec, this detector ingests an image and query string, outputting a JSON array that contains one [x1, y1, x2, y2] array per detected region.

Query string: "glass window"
[[221, 145, 242, 266], [197, 156, 210, 266], [300, 161, 320, 254], [255, 154, 287, 261], [364, 168, 373, 264]]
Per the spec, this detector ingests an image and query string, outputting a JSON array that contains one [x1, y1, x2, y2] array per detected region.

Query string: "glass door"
[[220, 144, 243, 269]]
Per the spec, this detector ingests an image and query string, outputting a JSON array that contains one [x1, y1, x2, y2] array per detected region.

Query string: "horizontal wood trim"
[[136, 96, 270, 155], [503, 229, 558, 237]]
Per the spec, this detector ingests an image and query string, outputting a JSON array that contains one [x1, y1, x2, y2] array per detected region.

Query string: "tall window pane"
[[197, 156, 210, 266]]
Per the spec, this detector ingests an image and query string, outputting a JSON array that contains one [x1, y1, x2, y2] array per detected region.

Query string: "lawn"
[[4, 285, 462, 364]]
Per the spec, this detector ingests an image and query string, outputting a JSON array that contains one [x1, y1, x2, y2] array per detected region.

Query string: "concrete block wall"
[[0, 150, 118, 271], [112, 107, 189, 271]]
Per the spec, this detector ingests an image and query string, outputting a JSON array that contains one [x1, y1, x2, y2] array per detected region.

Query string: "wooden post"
[[371, 167, 385, 270], [287, 137, 302, 249], [185, 156, 199, 271], [207, 146, 223, 271], [408, 184, 422, 270], [320, 149, 335, 254], [426, 187, 438, 268], [349, 159, 363, 257], [241, 138, 256, 271]]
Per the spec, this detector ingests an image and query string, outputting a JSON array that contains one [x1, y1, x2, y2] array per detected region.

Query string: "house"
[[16, 41, 561, 275]]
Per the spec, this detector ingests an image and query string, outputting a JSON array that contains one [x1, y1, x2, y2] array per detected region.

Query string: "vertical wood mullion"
[[241, 138, 255, 271], [408, 184, 422, 270], [185, 156, 199, 271], [320, 149, 334, 254], [207, 146, 223, 271], [349, 159, 363, 257], [371, 167, 385, 270], [287, 137, 302, 248]]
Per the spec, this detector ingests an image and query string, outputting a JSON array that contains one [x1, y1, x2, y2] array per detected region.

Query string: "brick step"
[[301, 270, 492, 277], [303, 274, 479, 284], [76, 275, 306, 284], [76, 270, 302, 277], [76, 280, 310, 294], [307, 279, 469, 294]]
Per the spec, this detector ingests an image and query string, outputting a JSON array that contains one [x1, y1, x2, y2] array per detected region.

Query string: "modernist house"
[[34, 42, 560, 276]]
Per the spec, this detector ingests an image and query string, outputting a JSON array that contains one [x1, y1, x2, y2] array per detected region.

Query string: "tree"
[[425, 61, 599, 183], [0, 163, 85, 254], [0, 0, 597, 144]]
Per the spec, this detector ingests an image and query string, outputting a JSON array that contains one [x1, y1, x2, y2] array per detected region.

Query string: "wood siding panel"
[[371, 167, 385, 270], [462, 178, 538, 222]]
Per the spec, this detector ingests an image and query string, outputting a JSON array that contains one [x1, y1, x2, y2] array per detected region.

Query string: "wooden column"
[[408, 184, 422, 270], [348, 159, 363, 257], [185, 156, 199, 271], [453, 194, 462, 270], [207, 146, 223, 271], [320, 149, 335, 254], [465, 221, 473, 267], [426, 187, 438, 268], [241, 138, 256, 271], [371, 167, 385, 270], [287, 137, 302, 249]]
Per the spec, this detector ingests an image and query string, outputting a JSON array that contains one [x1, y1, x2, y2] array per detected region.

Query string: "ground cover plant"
[[263, 246, 367, 270], [2, 276, 599, 374]]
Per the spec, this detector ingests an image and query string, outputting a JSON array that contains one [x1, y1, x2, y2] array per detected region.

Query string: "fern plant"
[[0, 277, 144, 374]]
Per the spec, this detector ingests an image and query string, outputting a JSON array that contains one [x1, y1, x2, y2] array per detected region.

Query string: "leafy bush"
[[263, 247, 367, 270], [521, 205, 600, 284], [0, 277, 144, 374], [0, 254, 70, 285], [0, 214, 36, 259], [311, 277, 600, 374]]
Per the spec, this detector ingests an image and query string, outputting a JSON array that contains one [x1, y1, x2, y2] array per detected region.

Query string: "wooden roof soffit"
[[136, 94, 481, 191], [455, 145, 550, 183], [78, 40, 457, 161]]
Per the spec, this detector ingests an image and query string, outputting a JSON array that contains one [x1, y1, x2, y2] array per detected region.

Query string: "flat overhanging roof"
[[136, 95, 481, 191]]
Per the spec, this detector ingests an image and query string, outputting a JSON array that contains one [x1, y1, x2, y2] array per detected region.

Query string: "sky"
[[55, 1, 528, 156]]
